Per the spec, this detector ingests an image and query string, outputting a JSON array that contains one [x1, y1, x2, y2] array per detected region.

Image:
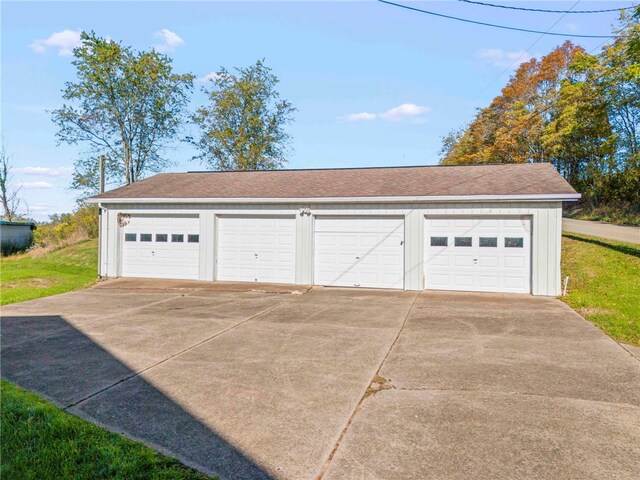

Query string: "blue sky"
[[1, 1, 628, 220]]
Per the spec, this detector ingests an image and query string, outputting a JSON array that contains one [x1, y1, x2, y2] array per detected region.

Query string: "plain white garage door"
[[217, 216, 296, 284], [425, 217, 531, 293], [314, 216, 404, 289], [122, 215, 200, 280]]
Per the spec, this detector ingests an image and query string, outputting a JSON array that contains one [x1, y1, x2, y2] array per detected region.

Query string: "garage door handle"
[[355, 256, 360, 260]]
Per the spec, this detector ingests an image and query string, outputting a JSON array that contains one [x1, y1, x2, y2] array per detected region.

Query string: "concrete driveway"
[[2, 283, 639, 480]]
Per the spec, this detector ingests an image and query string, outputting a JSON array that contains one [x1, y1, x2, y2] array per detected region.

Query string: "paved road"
[[3, 284, 640, 480], [563, 218, 640, 245]]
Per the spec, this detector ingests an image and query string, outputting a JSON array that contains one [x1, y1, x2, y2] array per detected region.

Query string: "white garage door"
[[425, 217, 531, 293], [122, 215, 200, 280], [217, 216, 296, 284], [314, 216, 404, 289]]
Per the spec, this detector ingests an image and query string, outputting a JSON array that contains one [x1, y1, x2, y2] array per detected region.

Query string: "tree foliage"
[[191, 59, 296, 170], [441, 9, 640, 212], [51, 32, 194, 193]]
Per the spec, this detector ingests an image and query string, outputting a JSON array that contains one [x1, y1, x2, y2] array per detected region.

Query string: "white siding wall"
[[200, 211, 215, 280], [98, 201, 563, 295], [104, 208, 120, 277], [295, 212, 313, 284]]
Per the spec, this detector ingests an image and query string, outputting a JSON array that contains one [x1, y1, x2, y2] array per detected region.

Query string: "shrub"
[[33, 204, 99, 247], [1, 238, 32, 256]]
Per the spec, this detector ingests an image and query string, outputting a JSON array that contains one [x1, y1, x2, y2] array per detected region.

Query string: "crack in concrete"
[[314, 291, 421, 480], [64, 297, 290, 411]]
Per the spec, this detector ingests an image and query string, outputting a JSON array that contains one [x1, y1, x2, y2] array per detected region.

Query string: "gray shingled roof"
[[90, 163, 579, 201]]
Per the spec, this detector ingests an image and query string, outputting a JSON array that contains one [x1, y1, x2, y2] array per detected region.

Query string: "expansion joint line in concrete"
[[314, 292, 421, 480], [617, 342, 640, 364], [63, 298, 289, 411]]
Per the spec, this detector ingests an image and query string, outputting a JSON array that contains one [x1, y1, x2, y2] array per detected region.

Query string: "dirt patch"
[[578, 307, 614, 316], [2, 278, 58, 289], [364, 374, 395, 398]]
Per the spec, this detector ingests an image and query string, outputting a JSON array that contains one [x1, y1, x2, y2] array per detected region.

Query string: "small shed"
[[0, 220, 36, 253]]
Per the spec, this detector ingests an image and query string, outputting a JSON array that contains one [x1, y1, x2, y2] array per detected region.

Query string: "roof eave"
[[87, 193, 581, 205]]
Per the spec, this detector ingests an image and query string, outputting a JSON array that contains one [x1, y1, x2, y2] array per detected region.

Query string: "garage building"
[[89, 163, 580, 296]]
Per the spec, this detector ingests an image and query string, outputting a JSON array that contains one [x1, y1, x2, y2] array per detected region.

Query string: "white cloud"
[[29, 205, 51, 213], [154, 29, 185, 53], [196, 72, 221, 83], [477, 48, 532, 68], [379, 103, 429, 121], [29, 29, 82, 56], [343, 112, 377, 122], [12, 167, 73, 177], [26, 203, 61, 221], [564, 23, 579, 33], [341, 103, 429, 122], [21, 181, 54, 190]]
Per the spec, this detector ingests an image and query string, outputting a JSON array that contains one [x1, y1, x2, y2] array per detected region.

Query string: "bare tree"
[[0, 143, 25, 221]]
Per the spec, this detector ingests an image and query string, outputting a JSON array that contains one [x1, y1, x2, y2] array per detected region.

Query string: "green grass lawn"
[[0, 239, 98, 305], [0, 380, 212, 480], [561, 233, 640, 345]]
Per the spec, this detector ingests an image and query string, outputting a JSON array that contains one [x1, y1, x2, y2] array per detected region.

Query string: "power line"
[[588, 38, 611, 54], [472, 1, 581, 101], [378, 0, 621, 38], [458, 0, 635, 15]]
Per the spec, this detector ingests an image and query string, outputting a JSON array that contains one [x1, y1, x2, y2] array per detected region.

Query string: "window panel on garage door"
[[314, 216, 404, 289], [424, 217, 531, 294], [121, 215, 200, 280], [216, 216, 296, 284]]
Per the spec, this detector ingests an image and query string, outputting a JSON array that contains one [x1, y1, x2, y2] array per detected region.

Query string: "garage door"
[[314, 216, 404, 289], [122, 215, 200, 280], [425, 217, 531, 293], [217, 216, 296, 284]]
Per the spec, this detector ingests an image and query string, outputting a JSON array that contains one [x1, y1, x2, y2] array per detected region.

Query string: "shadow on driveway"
[[1, 315, 275, 480]]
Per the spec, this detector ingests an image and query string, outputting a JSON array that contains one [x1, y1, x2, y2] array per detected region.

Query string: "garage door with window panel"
[[314, 216, 404, 289], [122, 215, 200, 279], [216, 216, 296, 284], [425, 217, 531, 293]]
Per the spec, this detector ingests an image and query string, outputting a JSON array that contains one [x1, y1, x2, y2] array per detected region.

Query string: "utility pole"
[[99, 155, 105, 194]]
